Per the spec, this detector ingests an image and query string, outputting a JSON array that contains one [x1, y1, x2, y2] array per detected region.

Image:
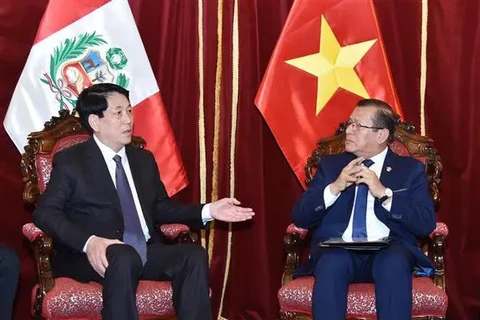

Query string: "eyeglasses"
[[345, 119, 385, 131]]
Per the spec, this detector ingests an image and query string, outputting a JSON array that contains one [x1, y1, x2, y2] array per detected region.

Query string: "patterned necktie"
[[113, 155, 147, 265], [352, 159, 374, 240]]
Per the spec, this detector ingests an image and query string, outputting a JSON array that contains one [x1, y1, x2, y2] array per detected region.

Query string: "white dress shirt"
[[323, 147, 392, 241], [83, 135, 212, 252]]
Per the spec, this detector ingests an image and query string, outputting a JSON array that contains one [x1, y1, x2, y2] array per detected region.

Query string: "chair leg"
[[279, 310, 312, 320], [32, 287, 46, 320], [280, 310, 296, 320]]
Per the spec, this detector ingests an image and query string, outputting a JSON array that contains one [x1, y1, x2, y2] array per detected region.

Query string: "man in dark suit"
[[0, 244, 19, 320], [33, 83, 255, 320], [292, 99, 436, 320]]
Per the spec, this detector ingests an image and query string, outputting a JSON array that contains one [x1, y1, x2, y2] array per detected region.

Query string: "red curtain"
[[424, 2, 480, 318], [0, 1, 478, 319], [376, 2, 480, 318]]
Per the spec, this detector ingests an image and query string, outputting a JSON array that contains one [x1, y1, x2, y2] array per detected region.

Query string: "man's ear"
[[377, 128, 389, 145], [88, 114, 100, 133]]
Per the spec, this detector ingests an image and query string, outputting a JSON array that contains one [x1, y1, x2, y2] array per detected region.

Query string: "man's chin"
[[345, 143, 354, 153]]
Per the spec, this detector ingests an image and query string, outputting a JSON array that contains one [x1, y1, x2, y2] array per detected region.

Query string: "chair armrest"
[[22, 222, 45, 242], [430, 222, 448, 239], [429, 222, 448, 291], [282, 224, 307, 286], [158, 223, 198, 244], [22, 222, 55, 316], [286, 223, 309, 240]]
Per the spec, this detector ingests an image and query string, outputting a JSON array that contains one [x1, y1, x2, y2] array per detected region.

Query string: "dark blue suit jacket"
[[292, 149, 436, 277]]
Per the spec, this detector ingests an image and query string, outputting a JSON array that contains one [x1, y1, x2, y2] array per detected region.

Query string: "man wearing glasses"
[[292, 99, 436, 320]]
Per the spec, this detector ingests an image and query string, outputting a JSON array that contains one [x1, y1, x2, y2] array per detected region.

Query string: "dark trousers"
[[0, 244, 20, 320], [312, 243, 415, 320], [56, 243, 212, 320]]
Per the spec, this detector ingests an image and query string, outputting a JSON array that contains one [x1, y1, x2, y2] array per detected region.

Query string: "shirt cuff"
[[324, 184, 341, 208], [201, 203, 213, 225], [382, 195, 393, 211], [82, 235, 95, 253]]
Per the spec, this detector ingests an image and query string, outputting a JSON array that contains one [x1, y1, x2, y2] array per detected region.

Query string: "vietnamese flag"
[[4, 0, 187, 195], [255, 0, 403, 188]]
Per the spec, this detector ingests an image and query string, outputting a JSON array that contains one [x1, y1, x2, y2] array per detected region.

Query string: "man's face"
[[345, 106, 385, 157], [92, 92, 133, 152]]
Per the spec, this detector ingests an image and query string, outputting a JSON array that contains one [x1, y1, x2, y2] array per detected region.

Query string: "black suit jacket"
[[33, 137, 204, 273]]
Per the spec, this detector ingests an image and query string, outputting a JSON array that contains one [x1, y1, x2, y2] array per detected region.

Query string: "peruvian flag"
[[4, 0, 188, 195]]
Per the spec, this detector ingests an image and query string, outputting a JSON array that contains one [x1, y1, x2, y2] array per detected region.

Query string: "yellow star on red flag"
[[255, 0, 403, 187], [286, 15, 377, 115]]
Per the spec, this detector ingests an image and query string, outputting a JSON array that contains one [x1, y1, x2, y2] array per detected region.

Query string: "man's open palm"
[[210, 198, 255, 222]]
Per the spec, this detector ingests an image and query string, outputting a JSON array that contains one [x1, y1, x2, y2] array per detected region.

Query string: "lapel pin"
[[386, 166, 392, 172]]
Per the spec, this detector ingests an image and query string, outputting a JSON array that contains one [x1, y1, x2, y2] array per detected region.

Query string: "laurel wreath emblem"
[[106, 47, 129, 88], [106, 47, 128, 70]]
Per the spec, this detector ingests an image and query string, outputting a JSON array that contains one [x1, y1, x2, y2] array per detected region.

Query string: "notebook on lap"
[[319, 237, 391, 251]]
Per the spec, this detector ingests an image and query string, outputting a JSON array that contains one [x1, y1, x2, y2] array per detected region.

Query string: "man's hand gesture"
[[210, 198, 255, 222], [330, 157, 365, 195], [355, 166, 386, 198]]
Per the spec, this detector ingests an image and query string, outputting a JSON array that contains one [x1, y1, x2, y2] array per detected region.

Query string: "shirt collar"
[[368, 146, 388, 165], [93, 134, 127, 162]]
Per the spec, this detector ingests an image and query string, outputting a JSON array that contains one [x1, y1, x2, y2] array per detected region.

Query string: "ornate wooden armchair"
[[21, 110, 196, 320], [278, 121, 448, 320]]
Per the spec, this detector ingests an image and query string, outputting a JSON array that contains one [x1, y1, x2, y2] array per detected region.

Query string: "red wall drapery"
[[0, 1, 478, 319]]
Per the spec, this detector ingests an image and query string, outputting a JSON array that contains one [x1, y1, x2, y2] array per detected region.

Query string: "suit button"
[[116, 229, 121, 234]]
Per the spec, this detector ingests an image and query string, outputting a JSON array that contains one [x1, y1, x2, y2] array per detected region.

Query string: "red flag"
[[255, 0, 403, 188], [4, 0, 188, 196]]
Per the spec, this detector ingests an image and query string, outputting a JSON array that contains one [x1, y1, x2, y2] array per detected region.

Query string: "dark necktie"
[[352, 159, 374, 240], [113, 155, 147, 265]]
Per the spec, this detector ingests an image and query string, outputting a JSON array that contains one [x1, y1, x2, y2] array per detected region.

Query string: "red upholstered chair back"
[[36, 135, 90, 192]]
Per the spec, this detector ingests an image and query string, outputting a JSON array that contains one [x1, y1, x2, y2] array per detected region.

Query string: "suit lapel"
[[125, 147, 154, 230], [343, 184, 356, 223], [85, 138, 122, 214], [379, 148, 396, 188]]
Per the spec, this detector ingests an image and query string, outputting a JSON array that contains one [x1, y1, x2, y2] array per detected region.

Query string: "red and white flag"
[[4, 0, 188, 195]]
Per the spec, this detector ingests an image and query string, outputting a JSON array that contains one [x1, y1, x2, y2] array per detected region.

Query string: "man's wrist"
[[324, 184, 341, 208], [83, 235, 96, 253], [377, 187, 393, 204], [329, 182, 341, 196], [201, 203, 213, 225]]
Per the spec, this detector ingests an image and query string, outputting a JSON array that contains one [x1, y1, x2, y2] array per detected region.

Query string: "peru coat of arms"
[[40, 32, 129, 110]]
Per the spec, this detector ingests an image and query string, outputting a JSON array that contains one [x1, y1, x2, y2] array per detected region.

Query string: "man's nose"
[[345, 124, 353, 134], [122, 112, 132, 124]]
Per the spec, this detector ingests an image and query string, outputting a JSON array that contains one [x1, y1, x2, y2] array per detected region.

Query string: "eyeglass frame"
[[345, 119, 385, 131]]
